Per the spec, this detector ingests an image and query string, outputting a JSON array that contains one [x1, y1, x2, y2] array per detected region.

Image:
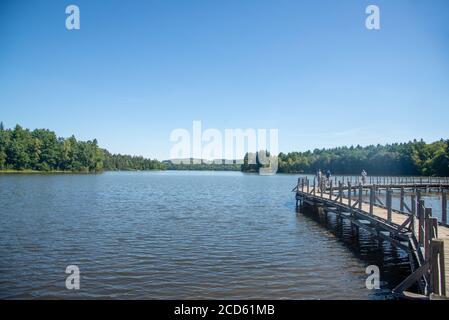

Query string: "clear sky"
[[1, 0, 448, 160]]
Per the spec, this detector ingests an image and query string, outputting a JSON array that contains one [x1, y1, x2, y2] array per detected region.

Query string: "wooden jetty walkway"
[[292, 176, 449, 299]]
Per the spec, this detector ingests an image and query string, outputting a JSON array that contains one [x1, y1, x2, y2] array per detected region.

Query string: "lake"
[[0, 171, 413, 299]]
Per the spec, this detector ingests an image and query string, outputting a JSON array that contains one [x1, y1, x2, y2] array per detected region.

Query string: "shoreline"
[[2, 169, 447, 178], [0, 169, 167, 174], [0, 169, 97, 174]]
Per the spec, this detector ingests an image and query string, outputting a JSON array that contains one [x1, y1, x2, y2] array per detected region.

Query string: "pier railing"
[[294, 176, 449, 225], [323, 175, 449, 187]]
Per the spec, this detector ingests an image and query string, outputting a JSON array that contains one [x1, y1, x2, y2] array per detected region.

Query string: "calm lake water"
[[0, 171, 414, 299]]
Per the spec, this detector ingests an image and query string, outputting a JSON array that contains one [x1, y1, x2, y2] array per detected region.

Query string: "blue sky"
[[1, 0, 448, 160]]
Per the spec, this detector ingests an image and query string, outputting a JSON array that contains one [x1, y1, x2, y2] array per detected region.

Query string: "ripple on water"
[[0, 172, 410, 299]]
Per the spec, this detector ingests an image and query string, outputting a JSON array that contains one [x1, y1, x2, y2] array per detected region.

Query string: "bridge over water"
[[293, 176, 449, 299]]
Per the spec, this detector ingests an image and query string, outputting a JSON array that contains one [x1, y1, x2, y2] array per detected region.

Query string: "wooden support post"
[[418, 200, 425, 249], [320, 178, 323, 198], [358, 184, 362, 210], [443, 191, 447, 226], [369, 186, 374, 215], [425, 208, 432, 260], [410, 212, 416, 238], [387, 188, 392, 222], [313, 178, 316, 196], [339, 182, 343, 204], [400, 187, 405, 212], [430, 239, 446, 297], [329, 180, 333, 200], [348, 182, 352, 214]]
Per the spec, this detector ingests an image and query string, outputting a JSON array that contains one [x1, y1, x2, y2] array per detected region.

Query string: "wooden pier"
[[292, 176, 449, 299]]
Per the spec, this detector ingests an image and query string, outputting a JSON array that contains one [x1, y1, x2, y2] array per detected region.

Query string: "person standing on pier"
[[325, 169, 331, 187], [361, 170, 367, 185]]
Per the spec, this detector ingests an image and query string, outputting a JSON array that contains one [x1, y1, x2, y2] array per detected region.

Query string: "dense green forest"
[[1, 123, 448, 176], [274, 140, 449, 176], [0, 123, 163, 172], [241, 150, 274, 173], [103, 151, 165, 171], [164, 159, 241, 171], [0, 123, 103, 172]]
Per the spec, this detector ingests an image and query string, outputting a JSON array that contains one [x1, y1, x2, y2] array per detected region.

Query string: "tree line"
[[1, 123, 448, 176], [0, 123, 163, 172], [163, 159, 241, 171], [103, 151, 165, 171], [242, 150, 274, 173], [274, 140, 449, 176]]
